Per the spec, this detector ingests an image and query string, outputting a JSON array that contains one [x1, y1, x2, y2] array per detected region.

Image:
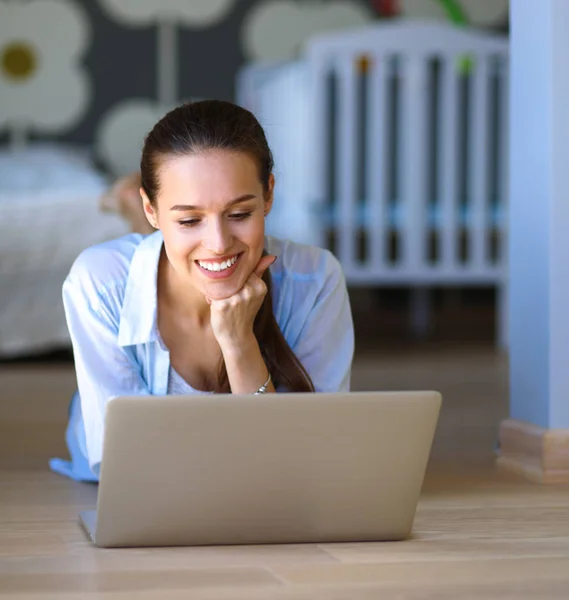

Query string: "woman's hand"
[[207, 254, 277, 352]]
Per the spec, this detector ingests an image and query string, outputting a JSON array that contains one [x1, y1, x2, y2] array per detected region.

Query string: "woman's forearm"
[[220, 334, 276, 395]]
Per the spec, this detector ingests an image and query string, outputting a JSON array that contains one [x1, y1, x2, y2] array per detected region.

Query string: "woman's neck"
[[157, 249, 211, 328]]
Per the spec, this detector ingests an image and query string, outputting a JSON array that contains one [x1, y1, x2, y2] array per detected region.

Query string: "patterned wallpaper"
[[0, 0, 508, 177]]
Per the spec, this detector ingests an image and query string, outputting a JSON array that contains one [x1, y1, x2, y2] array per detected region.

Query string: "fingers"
[[243, 279, 267, 302], [207, 279, 266, 311], [206, 254, 276, 307], [253, 254, 277, 279]]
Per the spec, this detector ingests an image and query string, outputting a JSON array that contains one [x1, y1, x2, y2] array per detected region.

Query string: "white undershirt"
[[167, 366, 214, 396]]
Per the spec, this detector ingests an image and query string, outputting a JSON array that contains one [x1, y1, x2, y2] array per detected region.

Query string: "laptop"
[[79, 390, 441, 548]]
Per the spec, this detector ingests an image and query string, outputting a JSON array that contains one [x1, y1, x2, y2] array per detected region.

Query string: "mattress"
[[0, 144, 131, 357]]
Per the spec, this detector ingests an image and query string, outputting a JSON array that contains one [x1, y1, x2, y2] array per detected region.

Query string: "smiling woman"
[[49, 99, 355, 483]]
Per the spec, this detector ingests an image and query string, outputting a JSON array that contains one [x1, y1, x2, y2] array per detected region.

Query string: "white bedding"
[[0, 144, 131, 357]]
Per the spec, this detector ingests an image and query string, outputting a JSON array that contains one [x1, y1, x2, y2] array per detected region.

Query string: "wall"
[[0, 0, 508, 176]]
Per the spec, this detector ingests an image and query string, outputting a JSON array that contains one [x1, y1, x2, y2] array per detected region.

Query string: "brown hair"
[[140, 100, 314, 393]]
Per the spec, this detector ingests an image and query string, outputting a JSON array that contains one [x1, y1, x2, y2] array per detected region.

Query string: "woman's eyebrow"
[[170, 194, 257, 212]]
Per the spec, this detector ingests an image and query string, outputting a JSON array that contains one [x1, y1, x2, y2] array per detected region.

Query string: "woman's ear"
[[264, 173, 275, 217], [140, 188, 159, 230]]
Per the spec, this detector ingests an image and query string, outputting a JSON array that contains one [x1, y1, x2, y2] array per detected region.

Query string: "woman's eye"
[[179, 219, 200, 227], [229, 212, 252, 220], [179, 212, 252, 227]]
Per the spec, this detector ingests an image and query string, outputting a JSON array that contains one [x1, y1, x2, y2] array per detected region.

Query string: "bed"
[[0, 143, 131, 358]]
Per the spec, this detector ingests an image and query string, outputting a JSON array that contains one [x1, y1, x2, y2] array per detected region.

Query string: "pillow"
[[0, 143, 108, 193]]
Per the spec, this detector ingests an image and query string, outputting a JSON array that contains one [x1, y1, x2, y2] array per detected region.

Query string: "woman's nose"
[[202, 218, 233, 254]]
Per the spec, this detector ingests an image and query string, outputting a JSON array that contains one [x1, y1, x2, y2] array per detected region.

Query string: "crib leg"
[[496, 283, 509, 351], [410, 287, 432, 339]]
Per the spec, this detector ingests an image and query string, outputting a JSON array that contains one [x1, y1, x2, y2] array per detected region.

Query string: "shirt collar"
[[117, 230, 164, 347]]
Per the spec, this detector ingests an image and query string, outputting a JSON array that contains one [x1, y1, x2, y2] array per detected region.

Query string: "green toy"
[[437, 0, 473, 74]]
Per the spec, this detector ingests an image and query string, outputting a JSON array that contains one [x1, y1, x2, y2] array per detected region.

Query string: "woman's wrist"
[[220, 333, 274, 395]]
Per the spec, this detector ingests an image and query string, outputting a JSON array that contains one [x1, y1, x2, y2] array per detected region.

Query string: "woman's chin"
[[202, 281, 241, 302]]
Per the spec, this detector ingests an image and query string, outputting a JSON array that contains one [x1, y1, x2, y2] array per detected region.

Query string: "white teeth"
[[198, 255, 238, 272]]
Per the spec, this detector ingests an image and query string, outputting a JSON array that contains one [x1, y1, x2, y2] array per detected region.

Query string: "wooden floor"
[[1, 344, 569, 599]]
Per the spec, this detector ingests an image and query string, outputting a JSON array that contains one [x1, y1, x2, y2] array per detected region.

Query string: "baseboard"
[[497, 419, 569, 484]]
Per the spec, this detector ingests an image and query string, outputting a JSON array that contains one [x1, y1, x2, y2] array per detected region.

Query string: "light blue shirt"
[[49, 231, 354, 482]]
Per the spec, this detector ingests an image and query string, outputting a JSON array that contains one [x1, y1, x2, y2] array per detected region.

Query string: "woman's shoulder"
[[266, 237, 351, 344], [64, 232, 152, 303], [266, 236, 345, 286]]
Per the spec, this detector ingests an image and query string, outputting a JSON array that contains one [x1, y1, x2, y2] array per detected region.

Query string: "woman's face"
[[142, 149, 273, 301]]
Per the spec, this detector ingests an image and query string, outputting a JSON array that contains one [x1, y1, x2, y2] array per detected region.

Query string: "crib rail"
[[306, 21, 509, 284]]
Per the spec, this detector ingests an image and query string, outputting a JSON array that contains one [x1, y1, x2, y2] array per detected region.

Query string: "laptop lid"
[[90, 390, 441, 548]]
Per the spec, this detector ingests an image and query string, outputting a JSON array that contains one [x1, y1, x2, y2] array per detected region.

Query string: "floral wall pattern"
[[0, 0, 90, 143], [0, 0, 508, 177]]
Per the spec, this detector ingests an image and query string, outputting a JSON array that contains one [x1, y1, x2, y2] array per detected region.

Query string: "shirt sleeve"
[[62, 276, 150, 474], [290, 252, 355, 392]]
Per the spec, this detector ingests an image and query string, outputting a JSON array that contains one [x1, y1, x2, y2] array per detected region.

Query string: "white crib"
[[237, 20, 509, 347]]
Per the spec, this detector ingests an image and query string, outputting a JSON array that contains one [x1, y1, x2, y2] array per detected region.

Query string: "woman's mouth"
[[195, 253, 242, 279]]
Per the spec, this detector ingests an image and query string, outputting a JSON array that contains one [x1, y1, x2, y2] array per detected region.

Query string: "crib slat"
[[336, 55, 359, 270], [399, 55, 429, 270], [439, 53, 460, 272], [366, 53, 389, 272], [469, 54, 491, 269], [497, 55, 509, 265], [307, 51, 331, 249], [235, 64, 255, 113]]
